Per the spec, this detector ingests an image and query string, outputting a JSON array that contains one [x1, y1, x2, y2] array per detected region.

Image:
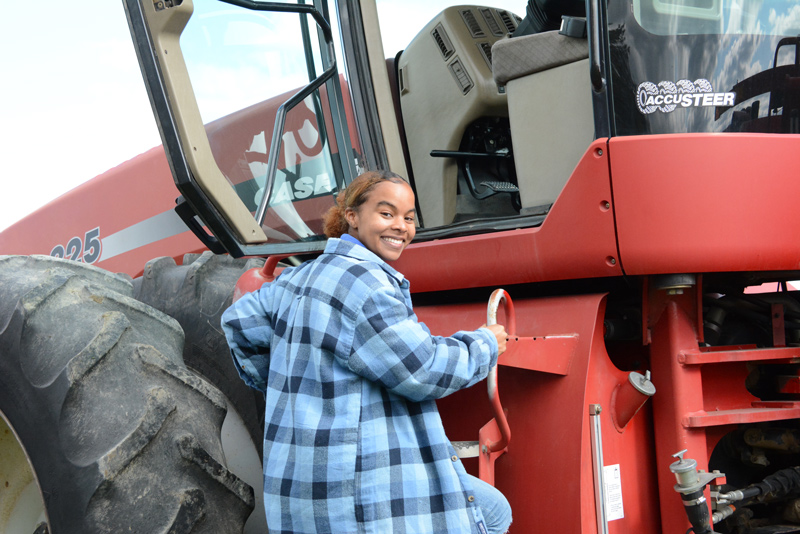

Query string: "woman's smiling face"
[[345, 180, 416, 262]]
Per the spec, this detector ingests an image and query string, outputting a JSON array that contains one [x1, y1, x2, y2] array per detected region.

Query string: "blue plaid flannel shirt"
[[222, 238, 499, 534]]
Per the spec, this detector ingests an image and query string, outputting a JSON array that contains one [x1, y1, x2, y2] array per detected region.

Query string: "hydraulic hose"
[[680, 489, 713, 534], [716, 486, 761, 504], [712, 467, 800, 529], [673, 451, 800, 532], [711, 505, 735, 525], [719, 466, 800, 504]]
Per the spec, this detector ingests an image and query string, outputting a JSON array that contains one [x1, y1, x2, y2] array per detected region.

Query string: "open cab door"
[[123, 0, 358, 257]]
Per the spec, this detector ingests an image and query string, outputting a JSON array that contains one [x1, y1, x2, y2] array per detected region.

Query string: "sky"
[[0, 2, 162, 232]]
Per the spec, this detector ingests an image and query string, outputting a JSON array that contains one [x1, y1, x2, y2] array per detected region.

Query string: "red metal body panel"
[[680, 345, 800, 365], [611, 133, 800, 275], [499, 335, 578, 375], [394, 140, 621, 292], [419, 294, 661, 533]]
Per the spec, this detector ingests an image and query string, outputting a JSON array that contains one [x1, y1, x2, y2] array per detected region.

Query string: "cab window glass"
[[179, 0, 359, 243], [633, 0, 800, 36], [612, 0, 800, 136]]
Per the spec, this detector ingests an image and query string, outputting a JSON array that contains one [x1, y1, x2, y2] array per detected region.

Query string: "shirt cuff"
[[476, 326, 500, 365]]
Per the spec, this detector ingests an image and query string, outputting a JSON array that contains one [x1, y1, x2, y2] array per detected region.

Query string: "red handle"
[[485, 289, 513, 453]]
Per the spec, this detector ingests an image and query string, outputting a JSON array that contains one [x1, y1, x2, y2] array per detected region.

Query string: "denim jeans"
[[468, 474, 512, 534]]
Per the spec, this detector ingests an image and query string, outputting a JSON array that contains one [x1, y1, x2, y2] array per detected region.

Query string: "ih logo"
[[636, 79, 735, 114]]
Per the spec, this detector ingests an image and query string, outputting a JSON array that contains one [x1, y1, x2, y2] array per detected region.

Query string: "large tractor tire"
[[132, 252, 267, 452], [0, 255, 254, 533]]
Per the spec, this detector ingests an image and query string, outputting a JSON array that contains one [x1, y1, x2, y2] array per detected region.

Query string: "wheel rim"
[[0, 415, 48, 533], [219, 397, 267, 534]]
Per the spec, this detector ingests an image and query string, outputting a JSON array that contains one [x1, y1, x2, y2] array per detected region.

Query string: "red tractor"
[[2, 0, 800, 532]]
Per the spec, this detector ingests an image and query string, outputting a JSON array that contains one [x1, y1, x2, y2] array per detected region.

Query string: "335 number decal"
[[51, 227, 102, 264]]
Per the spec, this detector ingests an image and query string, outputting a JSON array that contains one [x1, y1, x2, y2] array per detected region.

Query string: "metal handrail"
[[219, 1, 341, 226], [485, 288, 514, 453]]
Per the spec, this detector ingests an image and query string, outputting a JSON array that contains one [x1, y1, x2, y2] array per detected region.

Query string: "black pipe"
[[751, 466, 800, 501], [678, 488, 713, 534]]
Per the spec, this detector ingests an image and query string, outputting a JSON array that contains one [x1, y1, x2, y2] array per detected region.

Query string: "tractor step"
[[451, 440, 480, 458]]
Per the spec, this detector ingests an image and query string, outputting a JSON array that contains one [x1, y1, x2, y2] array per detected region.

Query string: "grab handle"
[[485, 289, 513, 453]]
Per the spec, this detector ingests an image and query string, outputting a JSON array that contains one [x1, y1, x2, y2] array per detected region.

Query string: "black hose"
[[681, 489, 714, 534], [738, 486, 762, 501], [720, 466, 800, 505], [751, 466, 800, 501]]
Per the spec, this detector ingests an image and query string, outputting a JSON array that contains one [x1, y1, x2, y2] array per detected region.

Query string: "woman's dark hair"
[[322, 170, 408, 238]]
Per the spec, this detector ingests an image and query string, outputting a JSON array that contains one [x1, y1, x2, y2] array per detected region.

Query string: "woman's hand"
[[483, 324, 508, 355]]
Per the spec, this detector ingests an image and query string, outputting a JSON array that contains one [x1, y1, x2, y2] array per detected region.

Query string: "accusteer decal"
[[636, 79, 735, 114]]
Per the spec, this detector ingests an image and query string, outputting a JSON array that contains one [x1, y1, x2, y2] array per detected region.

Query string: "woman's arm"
[[221, 288, 273, 392], [345, 285, 500, 402]]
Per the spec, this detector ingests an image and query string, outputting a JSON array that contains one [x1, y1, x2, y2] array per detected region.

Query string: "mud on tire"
[[0, 255, 254, 533], [132, 252, 267, 450]]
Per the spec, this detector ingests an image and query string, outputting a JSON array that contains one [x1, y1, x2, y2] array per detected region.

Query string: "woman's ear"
[[344, 207, 357, 230]]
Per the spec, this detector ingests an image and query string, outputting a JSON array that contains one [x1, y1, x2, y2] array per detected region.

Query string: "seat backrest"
[[492, 30, 588, 85], [492, 31, 592, 214]]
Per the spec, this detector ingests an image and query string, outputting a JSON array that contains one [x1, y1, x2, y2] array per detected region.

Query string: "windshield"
[[609, 0, 800, 135], [175, 0, 357, 244]]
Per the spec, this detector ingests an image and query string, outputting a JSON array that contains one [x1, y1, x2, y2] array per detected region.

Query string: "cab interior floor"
[[452, 172, 519, 223]]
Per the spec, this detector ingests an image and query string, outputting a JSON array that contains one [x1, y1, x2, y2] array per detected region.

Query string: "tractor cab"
[[124, 0, 800, 259]]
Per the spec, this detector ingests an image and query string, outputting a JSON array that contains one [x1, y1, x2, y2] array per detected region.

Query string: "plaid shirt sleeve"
[[346, 284, 499, 402], [221, 286, 273, 392]]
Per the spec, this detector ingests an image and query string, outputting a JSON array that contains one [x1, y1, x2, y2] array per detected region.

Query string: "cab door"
[[124, 0, 359, 257]]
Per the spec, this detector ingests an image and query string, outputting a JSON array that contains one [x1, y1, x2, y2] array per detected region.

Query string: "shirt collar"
[[339, 233, 365, 248], [324, 237, 407, 286]]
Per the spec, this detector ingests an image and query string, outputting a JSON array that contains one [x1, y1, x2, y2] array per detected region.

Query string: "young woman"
[[222, 170, 512, 533]]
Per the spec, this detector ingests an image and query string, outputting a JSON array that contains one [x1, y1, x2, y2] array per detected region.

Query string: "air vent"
[[398, 66, 408, 95], [460, 9, 485, 38], [477, 42, 493, 69], [448, 58, 474, 95], [431, 24, 455, 60], [497, 10, 517, 33], [480, 8, 505, 36]]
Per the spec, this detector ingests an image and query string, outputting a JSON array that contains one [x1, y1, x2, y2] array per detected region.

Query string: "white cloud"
[[769, 4, 800, 36]]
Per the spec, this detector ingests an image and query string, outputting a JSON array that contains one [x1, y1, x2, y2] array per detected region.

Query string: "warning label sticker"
[[604, 464, 625, 521]]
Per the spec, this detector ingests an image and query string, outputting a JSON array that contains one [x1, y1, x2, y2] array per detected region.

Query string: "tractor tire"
[[131, 252, 267, 451], [0, 255, 254, 534]]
